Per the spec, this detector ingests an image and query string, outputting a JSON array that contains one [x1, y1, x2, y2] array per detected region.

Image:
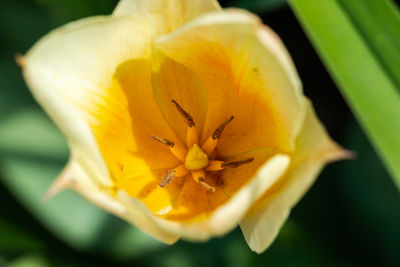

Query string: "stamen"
[[191, 170, 215, 192], [172, 100, 195, 127], [171, 100, 198, 147], [201, 137, 217, 156], [198, 177, 215, 192], [150, 135, 174, 146], [174, 165, 190, 177], [201, 116, 234, 156], [150, 135, 187, 161], [160, 170, 176, 187], [186, 125, 198, 148], [206, 160, 224, 171], [159, 165, 189, 188], [191, 170, 205, 183], [222, 157, 254, 168], [212, 116, 234, 139]]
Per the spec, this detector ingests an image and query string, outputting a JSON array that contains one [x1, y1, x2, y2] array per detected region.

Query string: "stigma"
[[185, 144, 209, 170], [150, 100, 253, 192]]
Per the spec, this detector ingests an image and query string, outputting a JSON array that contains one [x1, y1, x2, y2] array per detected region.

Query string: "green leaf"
[[338, 0, 400, 89], [0, 108, 69, 160], [0, 109, 164, 258], [289, 0, 400, 191]]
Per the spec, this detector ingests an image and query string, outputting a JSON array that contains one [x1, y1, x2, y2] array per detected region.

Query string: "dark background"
[[1, 0, 399, 266]]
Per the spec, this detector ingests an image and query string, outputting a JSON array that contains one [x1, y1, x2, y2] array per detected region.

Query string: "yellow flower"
[[21, 0, 350, 253]]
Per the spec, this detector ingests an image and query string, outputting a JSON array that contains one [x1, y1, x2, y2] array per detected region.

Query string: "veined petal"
[[113, 0, 221, 36], [152, 53, 208, 143], [101, 58, 184, 196], [240, 100, 351, 253], [155, 10, 306, 156], [23, 15, 159, 187]]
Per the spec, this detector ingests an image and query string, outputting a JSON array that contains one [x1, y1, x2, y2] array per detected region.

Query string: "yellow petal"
[[155, 10, 306, 156], [113, 0, 221, 36], [154, 154, 290, 240], [240, 100, 351, 253], [217, 147, 278, 197], [108, 154, 289, 241], [161, 176, 229, 222], [101, 58, 184, 194], [152, 54, 208, 143], [118, 168, 184, 216]]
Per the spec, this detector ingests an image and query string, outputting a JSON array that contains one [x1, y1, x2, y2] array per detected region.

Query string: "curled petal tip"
[[42, 170, 73, 202], [342, 149, 357, 160], [327, 144, 356, 162], [15, 53, 26, 68]]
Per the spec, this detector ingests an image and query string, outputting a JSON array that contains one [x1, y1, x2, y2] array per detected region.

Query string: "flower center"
[[150, 100, 253, 192], [185, 144, 209, 171]]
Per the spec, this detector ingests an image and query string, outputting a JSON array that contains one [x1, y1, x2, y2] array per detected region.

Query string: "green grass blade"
[[338, 0, 400, 89], [289, 0, 400, 190]]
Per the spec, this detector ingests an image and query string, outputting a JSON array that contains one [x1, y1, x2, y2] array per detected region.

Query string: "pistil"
[[184, 144, 209, 171]]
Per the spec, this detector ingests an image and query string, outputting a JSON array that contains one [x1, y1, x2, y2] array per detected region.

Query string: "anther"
[[222, 157, 254, 168], [160, 170, 176, 187], [191, 170, 215, 192], [150, 135, 187, 161], [172, 100, 195, 127], [159, 165, 189, 188], [201, 116, 234, 156], [150, 135, 174, 147], [212, 116, 234, 139], [171, 100, 198, 147], [198, 177, 215, 192]]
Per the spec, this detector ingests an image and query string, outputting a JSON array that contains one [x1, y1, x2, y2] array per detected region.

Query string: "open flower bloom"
[[21, 0, 350, 253]]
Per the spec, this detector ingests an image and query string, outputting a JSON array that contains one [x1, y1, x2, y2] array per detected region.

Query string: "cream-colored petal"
[[52, 159, 180, 244], [116, 191, 180, 244], [240, 100, 350, 253], [155, 10, 306, 155], [128, 154, 290, 241], [113, 0, 221, 36], [23, 15, 152, 187]]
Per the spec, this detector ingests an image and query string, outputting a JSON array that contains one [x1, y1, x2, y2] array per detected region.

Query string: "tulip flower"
[[21, 0, 350, 253]]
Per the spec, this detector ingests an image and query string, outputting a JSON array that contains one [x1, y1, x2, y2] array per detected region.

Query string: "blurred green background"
[[1, 0, 400, 266]]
